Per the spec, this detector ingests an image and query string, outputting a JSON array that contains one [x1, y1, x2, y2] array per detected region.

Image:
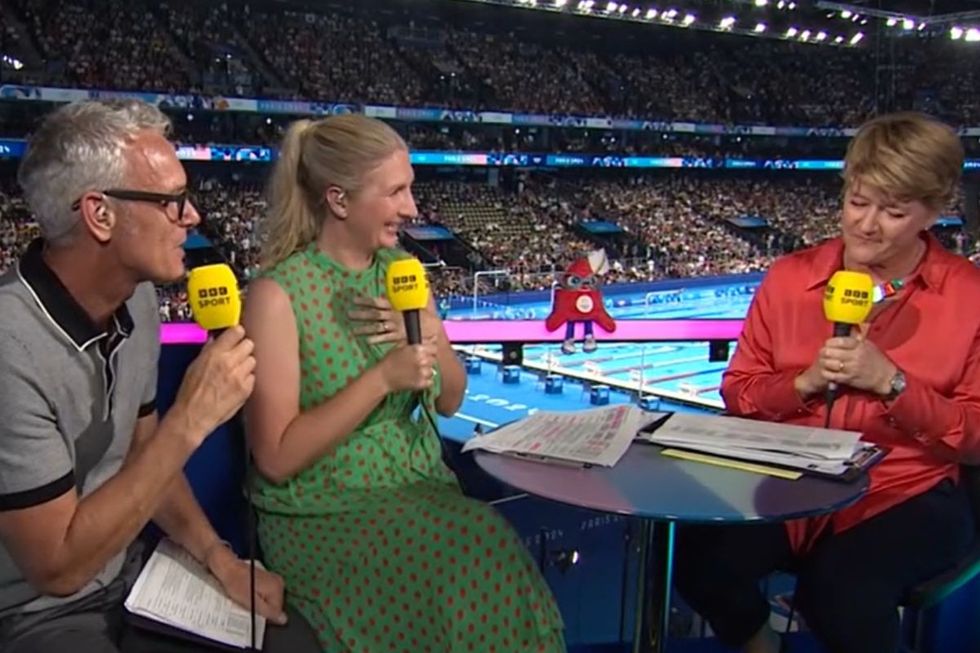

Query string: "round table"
[[475, 443, 869, 653]]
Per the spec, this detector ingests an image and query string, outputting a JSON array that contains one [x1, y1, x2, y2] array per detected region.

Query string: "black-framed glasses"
[[71, 189, 193, 226]]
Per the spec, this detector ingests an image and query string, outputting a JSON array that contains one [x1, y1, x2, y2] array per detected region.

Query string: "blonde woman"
[[242, 114, 564, 653], [674, 112, 980, 653]]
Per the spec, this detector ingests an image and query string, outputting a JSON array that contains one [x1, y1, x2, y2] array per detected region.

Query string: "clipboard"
[[637, 412, 887, 483], [123, 612, 254, 652]]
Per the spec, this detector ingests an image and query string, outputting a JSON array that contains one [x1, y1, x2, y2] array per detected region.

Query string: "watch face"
[[891, 372, 907, 395]]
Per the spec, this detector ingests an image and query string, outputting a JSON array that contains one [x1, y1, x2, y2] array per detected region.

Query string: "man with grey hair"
[[0, 99, 317, 652]]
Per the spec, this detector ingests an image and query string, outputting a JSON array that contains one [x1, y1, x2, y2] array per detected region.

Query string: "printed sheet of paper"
[[124, 539, 266, 650], [662, 441, 879, 476], [462, 404, 655, 467], [640, 413, 862, 460]]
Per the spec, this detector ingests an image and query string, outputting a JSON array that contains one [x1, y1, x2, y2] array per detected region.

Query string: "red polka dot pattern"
[[252, 245, 565, 652]]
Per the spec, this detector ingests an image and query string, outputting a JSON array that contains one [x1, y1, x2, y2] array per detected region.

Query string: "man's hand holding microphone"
[[168, 264, 256, 446]]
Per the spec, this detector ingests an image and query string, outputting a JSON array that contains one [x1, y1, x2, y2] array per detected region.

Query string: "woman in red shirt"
[[674, 112, 980, 653]]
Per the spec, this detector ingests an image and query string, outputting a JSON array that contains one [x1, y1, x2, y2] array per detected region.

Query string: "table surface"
[[475, 443, 869, 523]]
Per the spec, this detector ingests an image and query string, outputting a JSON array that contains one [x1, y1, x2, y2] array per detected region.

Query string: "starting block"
[[502, 365, 522, 384], [639, 395, 662, 411], [544, 374, 564, 395], [465, 356, 482, 374], [590, 384, 610, 405]]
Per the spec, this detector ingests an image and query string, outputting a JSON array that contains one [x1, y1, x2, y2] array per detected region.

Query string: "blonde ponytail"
[[260, 114, 407, 269], [261, 119, 320, 268]]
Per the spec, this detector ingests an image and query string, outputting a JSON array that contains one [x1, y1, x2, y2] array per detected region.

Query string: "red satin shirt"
[[721, 233, 980, 553]]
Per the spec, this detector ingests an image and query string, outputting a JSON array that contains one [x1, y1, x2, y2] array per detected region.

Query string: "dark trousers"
[[674, 479, 975, 653], [0, 544, 321, 653]]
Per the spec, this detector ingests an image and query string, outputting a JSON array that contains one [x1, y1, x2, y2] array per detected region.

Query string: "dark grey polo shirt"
[[0, 238, 159, 615]]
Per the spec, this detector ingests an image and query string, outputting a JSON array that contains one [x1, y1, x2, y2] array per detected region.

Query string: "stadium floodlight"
[[682, 13, 695, 25], [754, 22, 766, 32], [786, 26, 798, 36], [840, 9, 852, 18], [788, 2, 796, 9], [554, 0, 567, 6], [618, 3, 628, 12], [902, 18, 915, 30], [606, 1, 616, 11], [850, 31, 864, 44], [951, 26, 964, 39], [1, 55, 24, 70], [632, 7, 640, 16], [834, 35, 844, 43], [800, 29, 811, 40], [645, 8, 657, 18], [754, 0, 767, 6], [816, 30, 827, 40], [851, 14, 860, 21], [719, 15, 735, 28], [886, 17, 897, 26], [777, 0, 785, 7], [966, 28, 980, 41]]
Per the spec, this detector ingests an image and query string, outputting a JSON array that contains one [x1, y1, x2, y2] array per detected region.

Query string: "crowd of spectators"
[[1, 0, 977, 319], [2, 0, 980, 127], [1, 174, 973, 321], [10, 0, 190, 92], [237, 8, 425, 106]]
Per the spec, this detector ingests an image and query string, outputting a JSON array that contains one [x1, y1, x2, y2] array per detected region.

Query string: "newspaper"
[[462, 404, 660, 467], [637, 413, 863, 461], [124, 539, 266, 650], [635, 412, 871, 478]]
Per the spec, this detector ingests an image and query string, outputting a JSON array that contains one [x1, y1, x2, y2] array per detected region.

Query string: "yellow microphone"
[[823, 270, 874, 337], [186, 263, 242, 333], [822, 270, 873, 424], [385, 258, 429, 345]]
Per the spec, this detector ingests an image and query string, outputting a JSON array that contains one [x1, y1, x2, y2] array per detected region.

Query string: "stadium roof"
[[261, 0, 980, 46]]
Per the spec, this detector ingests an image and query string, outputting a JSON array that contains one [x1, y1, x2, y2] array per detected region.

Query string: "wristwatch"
[[885, 370, 907, 401]]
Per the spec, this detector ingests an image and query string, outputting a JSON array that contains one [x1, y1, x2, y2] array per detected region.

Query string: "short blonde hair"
[[843, 112, 963, 211], [261, 114, 407, 268]]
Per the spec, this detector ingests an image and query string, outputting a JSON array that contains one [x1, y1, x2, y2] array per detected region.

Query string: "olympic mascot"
[[545, 250, 616, 354]]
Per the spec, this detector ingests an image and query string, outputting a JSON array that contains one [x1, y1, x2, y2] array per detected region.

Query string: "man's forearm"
[[152, 473, 224, 567], [44, 412, 201, 594]]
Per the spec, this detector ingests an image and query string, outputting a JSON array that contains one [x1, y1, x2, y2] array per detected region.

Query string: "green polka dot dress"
[[253, 243, 565, 653]]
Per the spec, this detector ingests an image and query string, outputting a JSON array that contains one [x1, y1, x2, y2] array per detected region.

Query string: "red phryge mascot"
[[545, 250, 616, 354]]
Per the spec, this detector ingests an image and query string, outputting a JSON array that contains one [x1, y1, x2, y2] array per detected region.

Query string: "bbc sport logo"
[[392, 274, 420, 292], [195, 286, 232, 307]]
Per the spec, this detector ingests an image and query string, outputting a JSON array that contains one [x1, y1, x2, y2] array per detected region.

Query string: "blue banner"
[[2, 137, 978, 171], [0, 139, 26, 158], [404, 225, 455, 240], [580, 220, 625, 234], [728, 216, 769, 228], [0, 84, 871, 138]]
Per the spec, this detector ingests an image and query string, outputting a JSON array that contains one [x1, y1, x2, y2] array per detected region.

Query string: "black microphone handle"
[[824, 322, 853, 427], [832, 322, 852, 338], [826, 322, 854, 395], [403, 310, 422, 346]]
